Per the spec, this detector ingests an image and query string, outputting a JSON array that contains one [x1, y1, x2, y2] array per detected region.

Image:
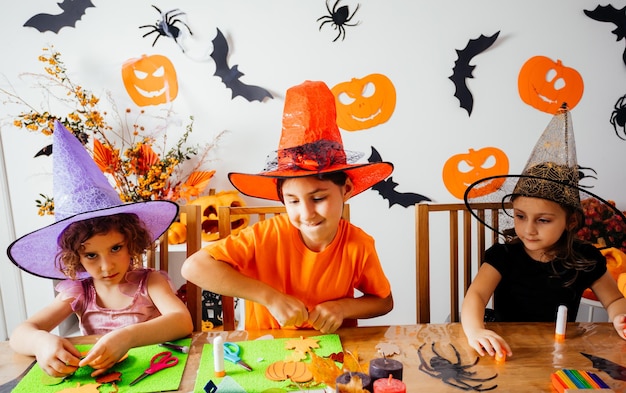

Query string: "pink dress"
[[56, 268, 170, 335]]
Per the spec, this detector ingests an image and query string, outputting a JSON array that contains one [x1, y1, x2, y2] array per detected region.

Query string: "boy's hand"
[[267, 294, 309, 327], [308, 301, 344, 333], [465, 327, 512, 358]]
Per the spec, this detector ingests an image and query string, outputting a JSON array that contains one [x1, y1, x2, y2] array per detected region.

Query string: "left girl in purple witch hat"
[[7, 121, 193, 378]]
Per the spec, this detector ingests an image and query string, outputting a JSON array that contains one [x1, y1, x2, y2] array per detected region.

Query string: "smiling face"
[[79, 230, 132, 286], [512, 196, 571, 261], [281, 176, 352, 252]]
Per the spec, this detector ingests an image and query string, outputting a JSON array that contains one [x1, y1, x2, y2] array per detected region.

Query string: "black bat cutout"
[[368, 146, 431, 208], [24, 0, 95, 33], [581, 352, 626, 381], [584, 5, 626, 66], [449, 31, 500, 116], [34, 144, 53, 158], [210, 28, 273, 102]]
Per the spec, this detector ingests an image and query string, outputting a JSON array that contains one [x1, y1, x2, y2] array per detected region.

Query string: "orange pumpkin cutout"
[[442, 147, 509, 200], [331, 73, 396, 131], [584, 247, 626, 300], [265, 361, 312, 383], [188, 190, 249, 241], [518, 56, 584, 114], [122, 54, 178, 106], [167, 221, 187, 245]]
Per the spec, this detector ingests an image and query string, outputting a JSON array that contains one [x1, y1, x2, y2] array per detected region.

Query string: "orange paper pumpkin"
[[442, 147, 509, 199], [188, 190, 249, 241], [265, 361, 312, 383], [122, 54, 178, 106], [167, 221, 187, 245], [518, 56, 584, 114], [331, 73, 396, 131], [584, 247, 626, 300]]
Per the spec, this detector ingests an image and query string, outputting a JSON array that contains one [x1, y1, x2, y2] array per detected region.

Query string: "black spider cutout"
[[610, 94, 626, 140], [139, 5, 192, 49], [418, 343, 497, 391], [317, 0, 360, 42]]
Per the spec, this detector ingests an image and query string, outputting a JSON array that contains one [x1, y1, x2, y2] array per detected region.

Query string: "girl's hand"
[[79, 331, 131, 377], [612, 313, 626, 340], [266, 293, 309, 328], [35, 335, 82, 377], [307, 301, 344, 333], [465, 327, 512, 358]]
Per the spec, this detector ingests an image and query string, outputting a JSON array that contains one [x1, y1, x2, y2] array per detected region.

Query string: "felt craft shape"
[[584, 4, 626, 67], [317, 0, 361, 42], [210, 28, 273, 102], [449, 31, 500, 116], [24, 0, 95, 33], [139, 5, 193, 52], [368, 146, 431, 208]]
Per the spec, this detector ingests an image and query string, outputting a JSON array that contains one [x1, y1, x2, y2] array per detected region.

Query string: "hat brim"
[[7, 200, 178, 280], [463, 174, 626, 237], [229, 161, 394, 201]]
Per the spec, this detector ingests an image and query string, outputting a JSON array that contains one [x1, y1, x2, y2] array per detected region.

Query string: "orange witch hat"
[[228, 80, 393, 201]]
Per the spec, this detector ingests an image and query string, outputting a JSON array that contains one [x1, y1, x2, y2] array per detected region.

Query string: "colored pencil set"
[[551, 369, 613, 392]]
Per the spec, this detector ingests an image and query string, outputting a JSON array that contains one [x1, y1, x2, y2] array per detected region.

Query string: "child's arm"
[[80, 271, 193, 376], [590, 271, 626, 339], [181, 249, 309, 327], [9, 296, 82, 377], [308, 293, 393, 333], [461, 263, 512, 357]]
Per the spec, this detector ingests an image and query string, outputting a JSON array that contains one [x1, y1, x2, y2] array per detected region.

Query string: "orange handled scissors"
[[129, 351, 179, 386]]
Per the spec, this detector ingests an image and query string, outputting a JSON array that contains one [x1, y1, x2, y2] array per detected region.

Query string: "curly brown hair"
[[55, 213, 154, 279]]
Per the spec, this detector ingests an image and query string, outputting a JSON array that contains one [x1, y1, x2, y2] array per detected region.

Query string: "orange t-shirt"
[[206, 214, 391, 330]]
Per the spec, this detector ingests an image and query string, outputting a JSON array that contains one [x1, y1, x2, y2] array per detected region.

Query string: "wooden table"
[[1, 322, 625, 392]]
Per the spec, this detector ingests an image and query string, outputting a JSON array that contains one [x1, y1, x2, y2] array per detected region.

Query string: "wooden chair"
[[415, 202, 510, 323], [217, 204, 351, 330], [147, 204, 203, 331]]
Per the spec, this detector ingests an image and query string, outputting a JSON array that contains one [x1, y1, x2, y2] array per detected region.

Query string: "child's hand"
[[35, 334, 82, 377], [465, 327, 512, 358], [267, 293, 309, 328], [307, 301, 344, 333], [612, 313, 626, 340], [80, 331, 131, 377]]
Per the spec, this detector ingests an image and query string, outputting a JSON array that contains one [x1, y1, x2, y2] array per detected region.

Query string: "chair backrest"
[[415, 202, 510, 323], [147, 204, 203, 331], [217, 203, 351, 330]]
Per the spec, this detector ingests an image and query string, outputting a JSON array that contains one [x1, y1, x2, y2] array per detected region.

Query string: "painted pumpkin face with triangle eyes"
[[189, 190, 249, 241], [122, 54, 178, 106]]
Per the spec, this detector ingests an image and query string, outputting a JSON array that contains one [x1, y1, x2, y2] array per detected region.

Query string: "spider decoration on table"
[[418, 343, 498, 391], [610, 94, 626, 140], [139, 5, 192, 50], [316, 0, 360, 42]]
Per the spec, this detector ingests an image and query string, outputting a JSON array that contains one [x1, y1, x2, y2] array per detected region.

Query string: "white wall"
[[1, 1, 625, 330]]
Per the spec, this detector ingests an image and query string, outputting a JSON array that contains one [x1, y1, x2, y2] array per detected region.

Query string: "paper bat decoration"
[[368, 146, 431, 208], [581, 352, 626, 381], [24, 0, 95, 33], [449, 31, 500, 115], [34, 144, 52, 157], [584, 5, 626, 66], [210, 28, 273, 102]]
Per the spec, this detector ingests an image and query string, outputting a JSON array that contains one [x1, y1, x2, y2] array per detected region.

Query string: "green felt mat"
[[193, 334, 343, 393], [12, 338, 191, 393]]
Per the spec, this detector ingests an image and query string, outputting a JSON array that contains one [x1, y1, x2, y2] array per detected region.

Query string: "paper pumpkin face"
[[442, 147, 509, 199], [189, 190, 249, 241], [518, 56, 584, 114], [331, 73, 396, 131], [122, 54, 178, 106]]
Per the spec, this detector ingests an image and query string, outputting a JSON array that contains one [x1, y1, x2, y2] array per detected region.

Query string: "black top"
[[484, 241, 606, 322]]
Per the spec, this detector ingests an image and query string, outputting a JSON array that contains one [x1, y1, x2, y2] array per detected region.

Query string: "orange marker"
[[495, 352, 506, 364], [555, 305, 567, 342]]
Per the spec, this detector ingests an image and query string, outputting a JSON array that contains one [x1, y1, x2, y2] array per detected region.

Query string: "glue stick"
[[555, 305, 567, 342], [213, 335, 226, 377]]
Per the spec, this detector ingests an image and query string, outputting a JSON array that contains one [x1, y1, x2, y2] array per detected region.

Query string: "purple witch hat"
[[7, 121, 178, 280]]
